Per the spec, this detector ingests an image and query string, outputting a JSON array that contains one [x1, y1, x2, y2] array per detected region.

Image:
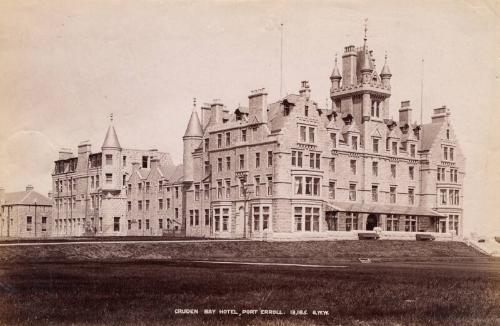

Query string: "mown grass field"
[[0, 241, 498, 325]]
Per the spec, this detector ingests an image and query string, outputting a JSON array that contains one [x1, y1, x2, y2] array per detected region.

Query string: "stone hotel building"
[[49, 35, 464, 239], [182, 38, 464, 240]]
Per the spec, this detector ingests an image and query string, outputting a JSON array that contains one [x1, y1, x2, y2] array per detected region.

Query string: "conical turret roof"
[[183, 110, 203, 138], [330, 56, 342, 80], [380, 53, 392, 77], [360, 50, 373, 72], [102, 115, 121, 149]]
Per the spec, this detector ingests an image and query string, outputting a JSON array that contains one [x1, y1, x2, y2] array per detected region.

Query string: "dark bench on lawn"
[[416, 233, 435, 241], [358, 233, 380, 240]]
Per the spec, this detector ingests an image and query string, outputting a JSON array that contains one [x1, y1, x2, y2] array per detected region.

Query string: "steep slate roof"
[[3, 190, 52, 206], [420, 122, 443, 151], [102, 125, 121, 149], [159, 164, 184, 183]]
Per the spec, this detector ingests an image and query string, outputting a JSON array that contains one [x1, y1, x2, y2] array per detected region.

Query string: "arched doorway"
[[366, 214, 378, 231]]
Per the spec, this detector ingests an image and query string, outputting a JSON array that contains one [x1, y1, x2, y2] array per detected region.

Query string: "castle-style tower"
[[100, 114, 126, 234], [329, 25, 392, 148]]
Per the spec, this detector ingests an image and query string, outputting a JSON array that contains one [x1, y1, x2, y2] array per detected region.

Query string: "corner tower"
[[182, 99, 203, 183]]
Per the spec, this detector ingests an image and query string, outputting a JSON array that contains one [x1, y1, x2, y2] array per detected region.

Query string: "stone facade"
[[0, 186, 53, 238], [51, 119, 183, 237], [182, 39, 465, 240]]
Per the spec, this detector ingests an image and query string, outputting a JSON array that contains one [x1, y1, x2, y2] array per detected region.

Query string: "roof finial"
[[110, 113, 113, 123], [385, 51, 388, 62], [363, 18, 368, 47], [334, 52, 338, 64]]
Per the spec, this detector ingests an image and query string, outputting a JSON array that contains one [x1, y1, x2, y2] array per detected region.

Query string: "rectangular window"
[[195, 210, 199, 226], [145, 200, 150, 211], [226, 157, 231, 170], [217, 180, 223, 199], [351, 136, 358, 150], [138, 183, 142, 192], [350, 160, 357, 175], [297, 151, 302, 167], [239, 154, 245, 169], [410, 144, 416, 157], [267, 176, 273, 196], [122, 175, 126, 186], [167, 198, 171, 209], [186, 183, 196, 201], [443, 147, 448, 160], [291, 151, 297, 166], [450, 148, 454, 161], [304, 207, 312, 231], [189, 210, 194, 226], [138, 200, 142, 210], [408, 188, 415, 205], [390, 186, 397, 204], [331, 133, 337, 148], [159, 219, 163, 229], [205, 209, 210, 226], [122, 156, 127, 166], [372, 161, 378, 177], [313, 178, 320, 196], [225, 179, 231, 198], [329, 181, 335, 199], [145, 182, 150, 193], [253, 206, 260, 231], [372, 138, 379, 153], [217, 158, 222, 172], [255, 152, 260, 168], [345, 212, 358, 231], [405, 216, 417, 232], [105, 173, 112, 184], [263, 206, 270, 230], [305, 177, 312, 195], [409, 166, 415, 180], [204, 183, 210, 200], [217, 134, 222, 148], [315, 153, 321, 169], [175, 187, 179, 198], [204, 161, 210, 175], [329, 158, 335, 172], [386, 215, 399, 231], [26, 216, 32, 231], [138, 220, 142, 230], [241, 129, 247, 142], [113, 217, 120, 232], [254, 176, 260, 196], [41, 216, 47, 231], [309, 127, 315, 143], [300, 126, 307, 142], [159, 199, 164, 210], [106, 154, 113, 165], [204, 138, 209, 151], [392, 142, 398, 155], [225, 132, 231, 146], [222, 208, 229, 231], [294, 176, 303, 195], [304, 105, 309, 117], [142, 156, 148, 168], [128, 220, 131, 230], [294, 207, 302, 231], [146, 219, 150, 230], [372, 185, 378, 202], [175, 208, 178, 219], [349, 184, 356, 201], [267, 151, 273, 167], [391, 164, 396, 178], [127, 201, 131, 211], [440, 189, 447, 205]]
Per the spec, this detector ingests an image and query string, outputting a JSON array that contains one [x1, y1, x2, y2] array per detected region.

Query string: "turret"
[[101, 113, 122, 191], [380, 53, 392, 88], [360, 50, 373, 84], [330, 54, 342, 91], [183, 99, 203, 183]]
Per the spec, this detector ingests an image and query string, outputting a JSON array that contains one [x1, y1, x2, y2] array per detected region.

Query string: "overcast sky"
[[0, 0, 497, 235]]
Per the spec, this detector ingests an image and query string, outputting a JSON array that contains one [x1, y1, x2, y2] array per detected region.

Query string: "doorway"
[[366, 214, 378, 231]]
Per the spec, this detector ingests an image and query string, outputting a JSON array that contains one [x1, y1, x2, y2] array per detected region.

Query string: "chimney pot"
[[26, 185, 34, 192]]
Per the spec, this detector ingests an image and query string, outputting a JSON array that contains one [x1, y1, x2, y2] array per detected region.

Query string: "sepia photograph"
[[0, 0, 498, 325]]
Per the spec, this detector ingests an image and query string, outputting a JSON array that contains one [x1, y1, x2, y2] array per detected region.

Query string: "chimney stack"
[[58, 148, 73, 160], [150, 158, 160, 170], [210, 99, 224, 125], [26, 185, 34, 192], [399, 101, 412, 125], [299, 81, 311, 100], [431, 106, 450, 123], [248, 88, 268, 123]]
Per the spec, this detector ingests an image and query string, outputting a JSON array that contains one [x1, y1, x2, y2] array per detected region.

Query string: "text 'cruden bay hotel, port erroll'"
[[47, 32, 465, 240]]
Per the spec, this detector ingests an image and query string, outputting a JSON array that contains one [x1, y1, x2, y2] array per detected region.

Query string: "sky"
[[0, 0, 497, 235]]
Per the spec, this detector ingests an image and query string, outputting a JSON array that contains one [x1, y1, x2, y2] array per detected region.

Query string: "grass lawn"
[[0, 241, 498, 325]]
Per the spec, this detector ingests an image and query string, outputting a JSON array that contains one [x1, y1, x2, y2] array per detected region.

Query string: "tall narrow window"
[[391, 164, 396, 178], [226, 156, 231, 171], [267, 176, 273, 196], [390, 186, 397, 204], [408, 188, 415, 205], [217, 158, 222, 172], [409, 166, 415, 180], [300, 126, 307, 142], [106, 154, 113, 165], [254, 176, 260, 196], [255, 152, 260, 168], [372, 138, 379, 153], [241, 129, 247, 142], [352, 136, 358, 150], [309, 127, 315, 143], [225, 132, 231, 146], [329, 181, 336, 199], [350, 160, 357, 175], [239, 154, 245, 169], [331, 133, 337, 148], [372, 162, 378, 177], [267, 151, 273, 167], [349, 184, 356, 201], [113, 217, 120, 232], [371, 185, 378, 202], [217, 134, 222, 148]]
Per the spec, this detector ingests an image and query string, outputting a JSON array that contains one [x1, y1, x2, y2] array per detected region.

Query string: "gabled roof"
[[420, 122, 443, 151], [102, 125, 121, 149], [3, 190, 52, 206]]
